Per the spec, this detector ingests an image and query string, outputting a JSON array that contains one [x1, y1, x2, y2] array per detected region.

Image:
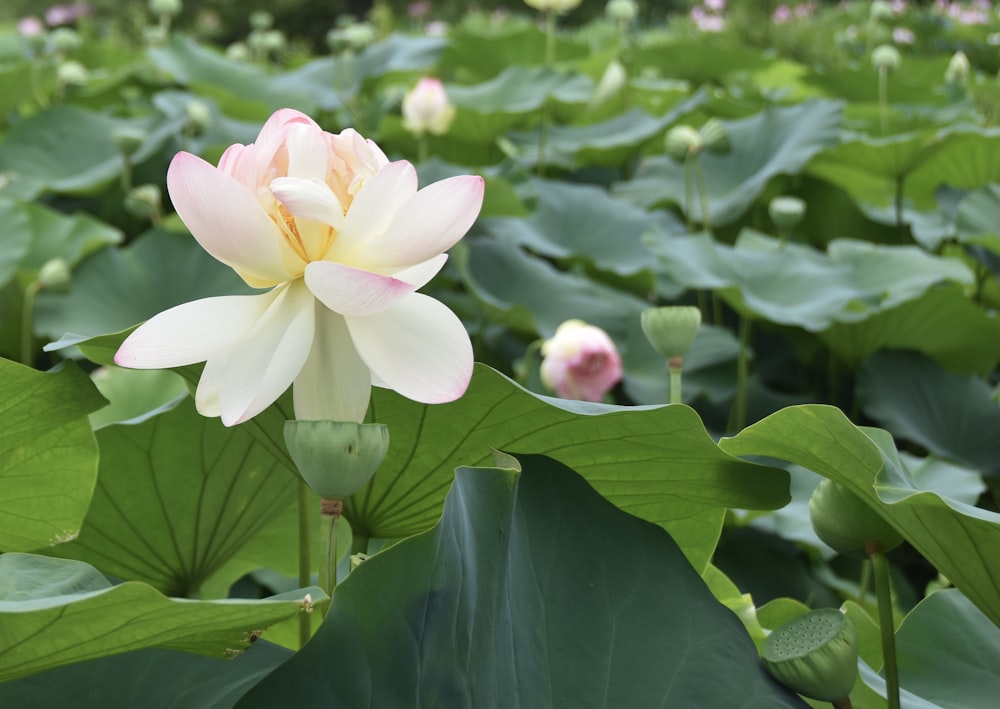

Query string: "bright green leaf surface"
[[0, 553, 317, 682], [720, 405, 1000, 628], [0, 360, 106, 551], [238, 454, 806, 709]]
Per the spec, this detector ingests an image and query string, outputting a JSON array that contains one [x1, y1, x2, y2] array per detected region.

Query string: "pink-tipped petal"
[[254, 109, 319, 164], [114, 292, 279, 369], [195, 281, 316, 426], [362, 175, 484, 270], [270, 177, 344, 229], [293, 308, 372, 422], [304, 261, 417, 317], [391, 253, 448, 289], [347, 293, 473, 404], [167, 152, 290, 287], [331, 161, 418, 261]]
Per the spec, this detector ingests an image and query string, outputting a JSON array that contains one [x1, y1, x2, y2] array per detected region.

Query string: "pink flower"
[[116, 109, 484, 426], [402, 77, 456, 137], [18, 16, 45, 36], [540, 320, 623, 402], [892, 27, 915, 44], [773, 4, 792, 23]]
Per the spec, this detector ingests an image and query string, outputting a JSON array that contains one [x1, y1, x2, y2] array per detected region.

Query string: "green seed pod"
[[149, 0, 182, 18], [808, 478, 903, 557], [284, 420, 390, 500], [249, 10, 274, 31], [869, 0, 893, 23], [641, 306, 701, 360], [56, 60, 89, 87], [768, 196, 806, 230], [872, 44, 901, 73], [761, 609, 859, 702], [124, 184, 162, 219], [112, 126, 147, 156], [38, 258, 72, 292], [664, 124, 702, 161], [699, 118, 730, 154], [49, 27, 81, 54], [606, 0, 637, 23], [186, 100, 212, 132]]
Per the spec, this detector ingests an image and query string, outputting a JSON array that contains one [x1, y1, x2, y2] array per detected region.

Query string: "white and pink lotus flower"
[[116, 109, 484, 426]]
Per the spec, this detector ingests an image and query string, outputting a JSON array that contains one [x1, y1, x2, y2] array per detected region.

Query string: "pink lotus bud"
[[540, 320, 623, 402], [402, 77, 456, 137]]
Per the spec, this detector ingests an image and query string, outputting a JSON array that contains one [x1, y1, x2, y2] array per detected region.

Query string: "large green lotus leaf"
[[0, 200, 32, 288], [35, 228, 253, 345], [0, 106, 179, 195], [720, 405, 1000, 629], [87, 367, 189, 430], [446, 65, 594, 115], [505, 91, 708, 169], [147, 35, 313, 115], [351, 33, 447, 85], [614, 100, 842, 225], [858, 350, 1000, 476], [150, 90, 263, 155], [819, 284, 1000, 374], [645, 230, 970, 330], [892, 589, 1000, 708], [0, 553, 319, 682], [348, 364, 790, 573], [49, 396, 297, 597], [0, 642, 291, 709], [0, 360, 106, 551], [238, 454, 806, 709], [801, 55, 952, 104], [443, 24, 589, 80], [0, 60, 55, 118], [631, 40, 776, 84], [8, 198, 123, 273]]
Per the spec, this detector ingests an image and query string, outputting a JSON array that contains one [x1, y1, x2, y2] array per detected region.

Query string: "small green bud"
[[590, 59, 627, 107], [768, 196, 806, 230], [808, 478, 904, 557], [606, 0, 637, 23], [284, 420, 390, 499], [149, 0, 182, 18], [869, 0, 893, 23], [872, 44, 901, 73], [259, 29, 286, 53], [699, 118, 730, 154], [186, 100, 212, 132], [49, 27, 81, 54], [664, 124, 702, 161], [945, 50, 971, 87], [56, 60, 89, 86], [761, 609, 859, 702], [249, 10, 273, 30], [641, 306, 701, 360], [37, 258, 72, 292], [342, 22, 376, 50], [124, 184, 162, 219], [225, 42, 249, 61], [112, 126, 146, 155]]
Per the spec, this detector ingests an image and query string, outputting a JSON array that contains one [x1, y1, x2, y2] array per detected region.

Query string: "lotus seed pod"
[[112, 126, 147, 155], [49, 27, 81, 54], [260, 29, 286, 53], [149, 0, 182, 18], [38, 258, 72, 292], [641, 306, 701, 360], [664, 124, 702, 161], [761, 609, 859, 702], [284, 421, 390, 500], [945, 51, 971, 87], [768, 196, 806, 230], [249, 10, 273, 30], [56, 60, 89, 86], [872, 44, 901, 73], [699, 118, 730, 153], [869, 0, 893, 22], [606, 0, 637, 23], [808, 478, 904, 557]]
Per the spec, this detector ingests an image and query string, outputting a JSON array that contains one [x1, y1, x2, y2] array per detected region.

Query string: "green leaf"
[[350, 364, 789, 572], [50, 396, 297, 597], [893, 589, 1000, 709], [614, 100, 842, 225], [858, 350, 1000, 476], [0, 360, 106, 551], [237, 454, 806, 708], [720, 405, 1000, 629], [35, 228, 253, 344], [0, 553, 318, 682], [0, 643, 291, 709], [447, 65, 593, 115]]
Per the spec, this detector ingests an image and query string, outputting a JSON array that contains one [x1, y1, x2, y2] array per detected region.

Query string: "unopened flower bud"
[[606, 0, 637, 23], [38, 258, 72, 292], [768, 195, 806, 230], [808, 478, 903, 557], [112, 126, 146, 155], [402, 77, 456, 137], [249, 10, 273, 30], [49, 27, 81, 54], [260, 29, 286, 53], [226, 42, 249, 61], [872, 44, 901, 73], [641, 306, 701, 361], [664, 124, 702, 161], [342, 22, 376, 50], [149, 0, 182, 18], [869, 0, 893, 23], [540, 320, 623, 402], [699, 118, 730, 153], [945, 50, 971, 87], [525, 0, 584, 13], [57, 60, 89, 86], [124, 184, 162, 219], [761, 609, 859, 702], [186, 100, 212, 132], [590, 58, 627, 107]]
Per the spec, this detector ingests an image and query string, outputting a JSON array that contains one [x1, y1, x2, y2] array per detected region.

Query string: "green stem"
[[869, 543, 900, 709], [297, 480, 311, 648], [683, 153, 695, 232], [857, 557, 871, 605], [20, 281, 40, 367], [692, 153, 712, 235], [668, 360, 683, 405], [544, 11, 556, 65], [319, 499, 341, 605], [727, 315, 752, 433], [351, 530, 370, 556], [417, 134, 428, 164], [878, 66, 889, 135], [894, 173, 905, 243]]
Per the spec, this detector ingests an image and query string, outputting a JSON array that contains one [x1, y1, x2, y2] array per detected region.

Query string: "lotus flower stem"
[[320, 498, 343, 604], [545, 11, 557, 65], [351, 531, 370, 556], [693, 155, 712, 235], [868, 542, 900, 709], [668, 357, 683, 405], [878, 67, 889, 135], [19, 281, 40, 367], [683, 154, 695, 232], [297, 480, 313, 647], [727, 316, 751, 433]]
